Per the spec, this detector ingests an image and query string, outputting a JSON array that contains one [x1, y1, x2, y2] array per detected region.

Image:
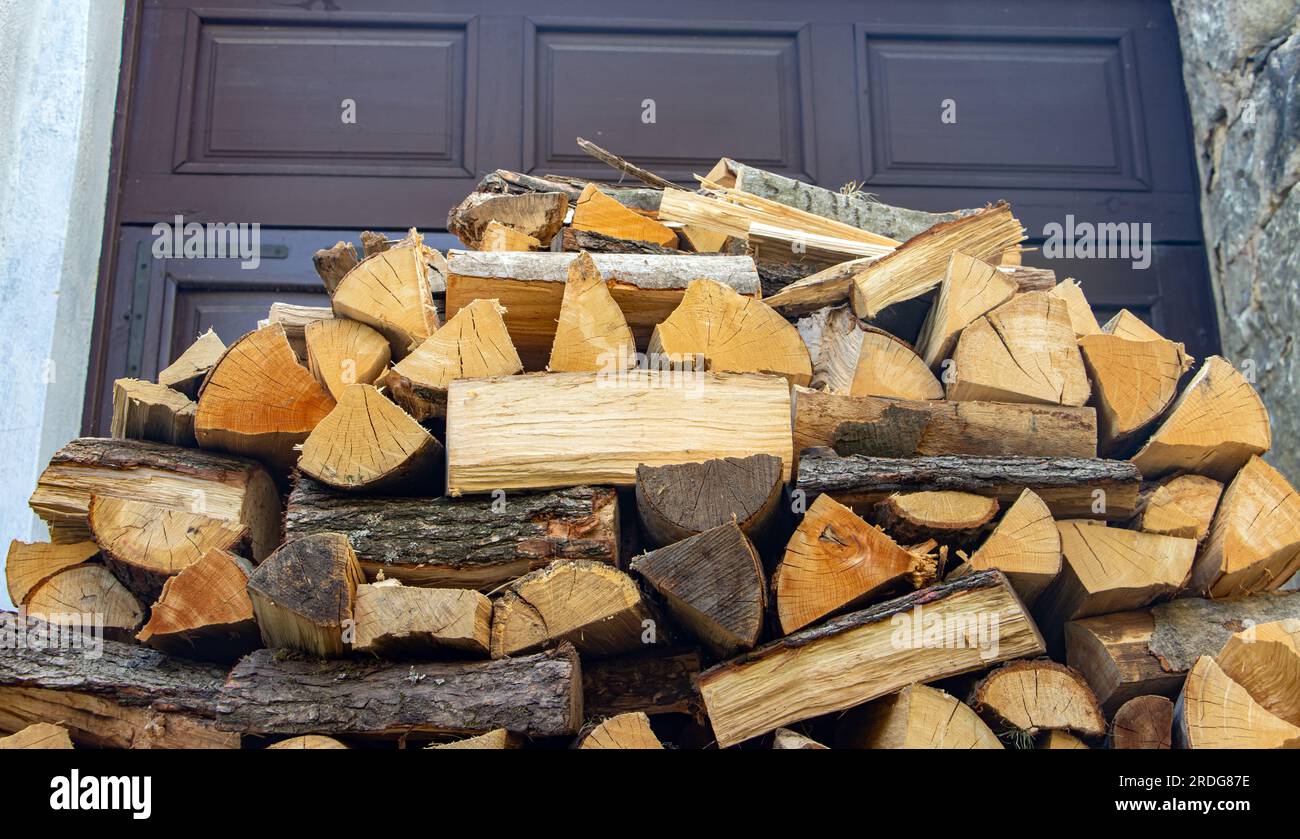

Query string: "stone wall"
[[1172, 0, 1300, 482]]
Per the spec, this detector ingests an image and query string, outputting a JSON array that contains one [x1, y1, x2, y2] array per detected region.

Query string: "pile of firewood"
[[3, 140, 1299, 750]]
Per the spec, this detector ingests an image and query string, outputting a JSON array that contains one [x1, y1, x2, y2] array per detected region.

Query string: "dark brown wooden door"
[[85, 0, 1217, 433]]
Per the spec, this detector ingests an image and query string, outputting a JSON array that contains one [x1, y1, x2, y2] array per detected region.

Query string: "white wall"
[[0, 0, 124, 610]]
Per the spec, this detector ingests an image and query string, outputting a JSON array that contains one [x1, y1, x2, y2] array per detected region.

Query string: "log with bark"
[[836, 684, 1003, 749], [969, 660, 1106, 740], [872, 491, 999, 545], [1109, 695, 1173, 749], [582, 649, 703, 720], [111, 378, 196, 446], [157, 329, 225, 398], [352, 580, 491, 658], [246, 533, 366, 658], [634, 454, 783, 548], [474, 169, 661, 212], [560, 227, 684, 256], [135, 548, 259, 663]]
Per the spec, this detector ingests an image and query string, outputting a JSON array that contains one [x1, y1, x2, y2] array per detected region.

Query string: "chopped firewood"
[[157, 329, 225, 399], [194, 323, 336, 473], [445, 371, 792, 495], [1214, 619, 1300, 727], [246, 533, 365, 658], [873, 491, 999, 545], [1130, 473, 1223, 540], [573, 183, 676, 247], [947, 291, 1090, 407], [217, 645, 582, 739], [797, 305, 861, 392], [772, 728, 829, 749], [312, 240, 358, 294], [970, 660, 1106, 739], [5, 541, 99, 606], [583, 648, 704, 720], [577, 137, 679, 190], [1048, 278, 1102, 337], [360, 230, 390, 258], [576, 712, 663, 749], [1079, 330, 1193, 455], [955, 489, 1060, 605], [561, 226, 684, 255], [331, 233, 439, 358], [548, 251, 636, 372], [428, 729, 520, 749], [916, 251, 1018, 368], [649, 279, 811, 386], [794, 389, 1099, 460], [699, 570, 1045, 748], [796, 448, 1138, 521], [1103, 309, 1163, 342], [476, 168, 660, 212], [444, 251, 759, 367], [0, 722, 74, 750], [1034, 522, 1196, 651], [1110, 695, 1174, 749], [383, 297, 522, 421], [845, 329, 942, 399], [286, 478, 617, 589], [766, 258, 878, 317], [490, 560, 651, 658], [304, 318, 391, 401], [1191, 455, 1300, 597], [88, 495, 248, 600], [24, 565, 143, 641], [774, 495, 938, 634], [352, 581, 491, 658], [634, 454, 782, 548], [447, 190, 569, 249], [266, 735, 349, 750], [630, 523, 766, 657], [850, 203, 1025, 319], [260, 303, 333, 361], [479, 220, 541, 251], [1174, 655, 1300, 749], [836, 684, 1002, 749], [747, 222, 892, 268], [677, 225, 728, 253], [29, 438, 281, 559], [136, 548, 258, 662], [298, 384, 444, 494], [111, 378, 196, 446], [1130, 356, 1271, 482]]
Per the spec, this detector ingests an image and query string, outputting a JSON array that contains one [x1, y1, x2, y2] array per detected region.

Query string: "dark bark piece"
[[561, 227, 684, 255], [312, 240, 358, 294], [215, 645, 582, 738], [285, 477, 618, 590], [475, 168, 663, 212], [635, 454, 783, 548], [582, 648, 704, 720], [796, 448, 1138, 520], [630, 523, 767, 657], [1110, 695, 1173, 749], [246, 532, 365, 657], [1145, 591, 1300, 674]]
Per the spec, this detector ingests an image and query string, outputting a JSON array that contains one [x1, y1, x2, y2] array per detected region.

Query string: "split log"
[[352, 581, 491, 658], [135, 548, 258, 663], [844, 329, 942, 400], [285, 477, 618, 589], [647, 279, 811, 386], [793, 389, 1098, 460], [970, 660, 1106, 739], [947, 291, 1090, 407], [216, 645, 582, 738], [23, 566, 143, 640], [1130, 356, 1271, 482], [267, 735, 349, 750], [955, 489, 1060, 605], [29, 438, 281, 560], [1215, 619, 1300, 727], [194, 323, 336, 473], [796, 305, 862, 392], [312, 240, 358, 294], [915, 250, 1018, 368], [836, 684, 1002, 749], [775, 494, 937, 634], [583, 648, 703, 720], [1048, 278, 1102, 337], [428, 729, 520, 749], [850, 202, 1025, 319], [698, 570, 1045, 748], [1190, 455, 1300, 597], [1034, 522, 1196, 650], [634, 454, 782, 548], [298, 384, 444, 494], [479, 220, 541, 251], [444, 251, 759, 367], [157, 329, 224, 398], [304, 317, 391, 401], [0, 722, 73, 749], [331, 234, 439, 358], [1078, 329, 1192, 455], [1174, 655, 1300, 749], [246, 533, 365, 657], [383, 297, 522, 421], [447, 190, 568, 248], [572, 183, 676, 247], [766, 258, 878, 318], [1103, 309, 1163, 341], [5, 541, 98, 606], [795, 448, 1138, 521], [1130, 473, 1223, 541], [1110, 695, 1174, 749], [88, 495, 248, 600], [445, 371, 793, 495], [259, 303, 333, 361], [630, 523, 766, 657], [0, 687, 236, 749], [772, 728, 829, 749], [873, 491, 998, 545], [548, 251, 636, 372], [111, 378, 196, 446], [576, 712, 663, 749], [490, 560, 651, 658]]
